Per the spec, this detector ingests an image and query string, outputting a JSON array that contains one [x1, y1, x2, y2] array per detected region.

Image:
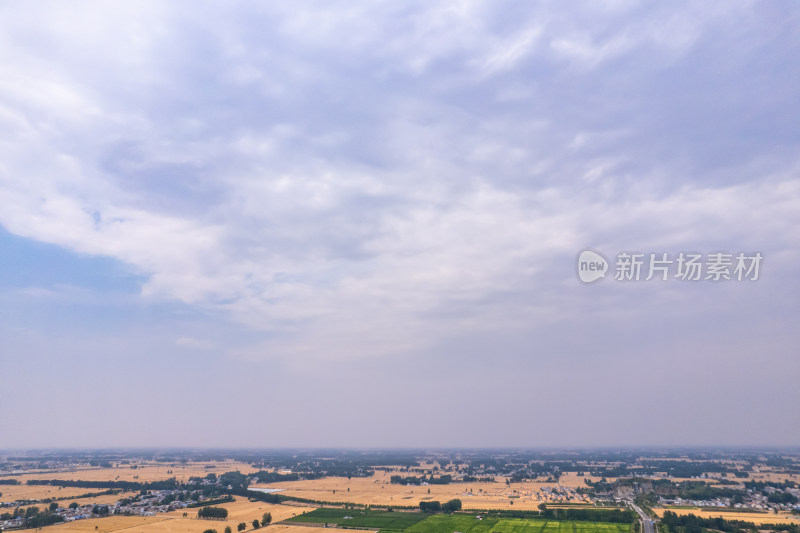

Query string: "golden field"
[[0, 484, 108, 502], [653, 507, 800, 526], [5, 461, 259, 485], [14, 498, 318, 533], [0, 484, 138, 507], [251, 470, 593, 511], [2, 465, 600, 512]]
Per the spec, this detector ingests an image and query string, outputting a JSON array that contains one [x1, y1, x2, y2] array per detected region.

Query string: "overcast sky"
[[1, 1, 798, 449]]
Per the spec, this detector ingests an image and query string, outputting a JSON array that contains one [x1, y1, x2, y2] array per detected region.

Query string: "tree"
[[442, 499, 461, 514], [203, 529, 217, 533], [69, 503, 79, 510], [199, 507, 229, 519], [220, 471, 248, 490], [225, 527, 232, 533], [419, 501, 441, 513], [238, 523, 247, 532], [49, 503, 58, 512], [262, 512, 272, 526], [252, 519, 261, 529], [92, 505, 110, 516]]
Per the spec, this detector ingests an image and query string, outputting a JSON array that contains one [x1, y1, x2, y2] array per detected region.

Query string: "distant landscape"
[[1, 450, 798, 533]]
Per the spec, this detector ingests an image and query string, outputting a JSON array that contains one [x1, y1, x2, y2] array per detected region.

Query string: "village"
[[0, 488, 222, 530]]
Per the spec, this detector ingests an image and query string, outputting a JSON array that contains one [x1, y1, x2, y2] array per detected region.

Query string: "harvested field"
[[13, 515, 172, 533], [252, 471, 589, 511], [5, 461, 259, 485], [15, 499, 311, 533], [652, 507, 800, 525], [14, 516, 360, 533], [0, 484, 120, 503]]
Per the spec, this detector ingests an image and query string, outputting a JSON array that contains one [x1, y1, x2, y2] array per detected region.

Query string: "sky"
[[0, 1, 798, 449]]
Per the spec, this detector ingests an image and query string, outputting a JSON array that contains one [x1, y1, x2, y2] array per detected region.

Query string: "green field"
[[286, 510, 631, 533], [286, 508, 431, 531], [404, 515, 631, 533]]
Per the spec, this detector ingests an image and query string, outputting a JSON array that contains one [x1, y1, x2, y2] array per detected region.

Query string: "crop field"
[[285, 511, 631, 533], [15, 498, 306, 533], [13, 515, 173, 533], [0, 484, 133, 503], [251, 471, 593, 510], [652, 507, 800, 526], [287, 508, 431, 530], [404, 515, 631, 533], [15, 518, 354, 533], [4, 460, 259, 485]]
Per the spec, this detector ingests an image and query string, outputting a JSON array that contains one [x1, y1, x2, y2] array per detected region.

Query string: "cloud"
[[0, 1, 798, 447]]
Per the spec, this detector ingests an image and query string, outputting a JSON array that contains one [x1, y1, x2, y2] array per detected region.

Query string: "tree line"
[[524, 506, 634, 524], [198, 506, 229, 519], [27, 478, 179, 491], [418, 499, 462, 513]]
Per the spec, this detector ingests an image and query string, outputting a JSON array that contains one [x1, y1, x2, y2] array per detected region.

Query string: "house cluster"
[[0, 516, 24, 530], [660, 485, 800, 513], [0, 489, 213, 530], [538, 485, 588, 503]]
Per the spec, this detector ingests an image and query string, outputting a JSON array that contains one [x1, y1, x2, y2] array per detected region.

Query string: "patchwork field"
[[252, 471, 591, 511], [14, 498, 308, 533], [4, 461, 259, 485], [286, 509, 631, 533], [403, 514, 630, 533], [652, 507, 800, 526], [15, 517, 360, 533]]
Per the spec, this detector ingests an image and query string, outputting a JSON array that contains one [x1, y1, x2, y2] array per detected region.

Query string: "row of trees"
[[419, 499, 462, 513], [200, 511, 270, 533], [535, 505, 634, 523], [766, 491, 798, 505], [0, 502, 110, 522], [27, 478, 179, 491], [198, 506, 229, 519], [0, 506, 64, 528]]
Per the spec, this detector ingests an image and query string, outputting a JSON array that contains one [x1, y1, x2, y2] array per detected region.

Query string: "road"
[[631, 502, 657, 533]]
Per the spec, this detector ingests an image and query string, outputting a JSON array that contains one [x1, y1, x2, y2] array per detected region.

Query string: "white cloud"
[[0, 0, 798, 366]]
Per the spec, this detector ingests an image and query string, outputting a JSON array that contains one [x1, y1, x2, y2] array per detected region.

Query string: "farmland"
[[10, 498, 309, 533], [3, 450, 800, 533], [406, 516, 631, 533], [251, 470, 593, 511], [652, 507, 800, 526], [287, 511, 633, 533], [4, 461, 259, 485], [287, 508, 431, 530]]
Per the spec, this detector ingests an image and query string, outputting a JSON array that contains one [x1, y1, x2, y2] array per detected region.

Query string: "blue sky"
[[0, 1, 798, 448]]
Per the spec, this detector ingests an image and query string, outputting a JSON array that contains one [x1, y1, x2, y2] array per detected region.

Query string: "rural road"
[[631, 503, 657, 533]]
